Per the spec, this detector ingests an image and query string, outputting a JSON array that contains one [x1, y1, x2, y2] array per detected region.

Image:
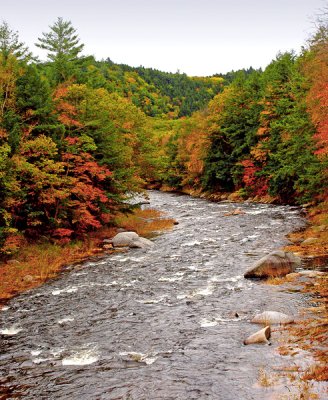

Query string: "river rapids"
[[0, 191, 313, 399]]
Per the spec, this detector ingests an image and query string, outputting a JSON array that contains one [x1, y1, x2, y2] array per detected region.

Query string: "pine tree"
[[0, 21, 32, 62], [36, 17, 84, 83]]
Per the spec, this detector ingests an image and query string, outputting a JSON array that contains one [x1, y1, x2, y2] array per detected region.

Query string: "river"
[[0, 191, 309, 399]]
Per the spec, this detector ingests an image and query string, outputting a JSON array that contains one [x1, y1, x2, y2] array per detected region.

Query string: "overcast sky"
[[1, 0, 326, 76]]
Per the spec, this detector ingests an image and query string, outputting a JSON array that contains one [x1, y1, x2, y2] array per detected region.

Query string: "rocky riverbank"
[[1, 190, 327, 396], [0, 208, 175, 304], [0, 190, 310, 399]]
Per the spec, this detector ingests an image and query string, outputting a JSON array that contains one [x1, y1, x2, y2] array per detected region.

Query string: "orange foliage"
[[256, 127, 268, 136], [304, 45, 328, 157], [53, 85, 83, 128], [250, 141, 269, 161], [0, 128, 8, 139], [177, 113, 209, 186]]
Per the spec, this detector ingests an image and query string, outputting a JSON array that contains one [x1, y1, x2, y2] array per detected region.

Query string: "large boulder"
[[244, 250, 301, 279], [111, 232, 153, 249], [251, 311, 294, 325]]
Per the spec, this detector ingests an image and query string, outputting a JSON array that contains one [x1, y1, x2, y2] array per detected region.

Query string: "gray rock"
[[129, 237, 154, 249], [244, 250, 301, 278], [251, 311, 294, 325], [112, 231, 153, 249], [112, 232, 139, 247]]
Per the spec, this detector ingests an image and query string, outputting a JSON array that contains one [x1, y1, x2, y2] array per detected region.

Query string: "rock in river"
[[243, 326, 271, 345], [251, 311, 294, 325], [244, 250, 301, 279], [112, 231, 154, 249]]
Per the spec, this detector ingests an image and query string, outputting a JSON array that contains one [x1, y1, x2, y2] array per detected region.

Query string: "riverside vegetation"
[[0, 12, 327, 392]]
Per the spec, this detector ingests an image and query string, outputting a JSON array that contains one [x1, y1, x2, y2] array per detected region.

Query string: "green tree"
[[0, 21, 32, 63], [203, 70, 263, 192], [36, 17, 84, 83], [245, 53, 322, 203], [16, 64, 52, 123]]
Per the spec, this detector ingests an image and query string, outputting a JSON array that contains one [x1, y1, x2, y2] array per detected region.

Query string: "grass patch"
[[285, 201, 328, 258], [0, 238, 99, 302], [303, 364, 328, 381], [114, 208, 176, 238], [257, 368, 279, 387], [265, 274, 299, 285]]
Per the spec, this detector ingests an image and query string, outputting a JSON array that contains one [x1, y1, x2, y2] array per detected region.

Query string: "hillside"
[[74, 57, 224, 118]]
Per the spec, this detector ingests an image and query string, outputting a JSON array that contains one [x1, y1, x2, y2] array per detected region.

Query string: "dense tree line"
[[116, 64, 223, 117], [157, 26, 328, 204], [0, 14, 327, 257], [0, 18, 162, 255], [140, 11, 327, 202]]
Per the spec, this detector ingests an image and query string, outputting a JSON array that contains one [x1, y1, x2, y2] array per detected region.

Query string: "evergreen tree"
[[36, 17, 84, 83], [203, 70, 263, 192], [0, 21, 32, 62], [243, 53, 322, 203]]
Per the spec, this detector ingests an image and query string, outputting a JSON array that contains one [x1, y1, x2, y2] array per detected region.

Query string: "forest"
[[0, 15, 327, 257]]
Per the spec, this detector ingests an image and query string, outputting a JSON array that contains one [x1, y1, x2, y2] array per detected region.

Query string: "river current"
[[0, 191, 309, 399]]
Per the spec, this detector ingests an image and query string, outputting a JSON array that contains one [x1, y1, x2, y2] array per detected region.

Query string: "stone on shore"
[[301, 237, 318, 246], [251, 311, 294, 325], [244, 250, 301, 279], [111, 231, 154, 249], [243, 326, 271, 345]]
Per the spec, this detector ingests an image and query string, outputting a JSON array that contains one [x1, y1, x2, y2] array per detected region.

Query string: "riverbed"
[[0, 191, 310, 399]]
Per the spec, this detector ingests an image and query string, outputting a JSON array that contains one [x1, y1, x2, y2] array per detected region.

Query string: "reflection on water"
[[0, 191, 314, 399]]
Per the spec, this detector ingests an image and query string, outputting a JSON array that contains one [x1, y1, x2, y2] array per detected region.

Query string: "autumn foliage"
[[1, 16, 328, 256]]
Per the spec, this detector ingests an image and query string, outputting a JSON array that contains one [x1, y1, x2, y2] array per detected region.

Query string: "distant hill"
[[79, 58, 224, 117]]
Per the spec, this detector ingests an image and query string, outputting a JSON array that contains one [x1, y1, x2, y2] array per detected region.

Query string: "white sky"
[[1, 0, 326, 76]]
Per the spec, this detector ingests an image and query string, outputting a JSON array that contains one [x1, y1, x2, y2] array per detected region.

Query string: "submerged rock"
[[112, 231, 153, 249], [224, 208, 246, 217], [243, 326, 271, 345], [244, 250, 301, 278], [251, 311, 294, 325]]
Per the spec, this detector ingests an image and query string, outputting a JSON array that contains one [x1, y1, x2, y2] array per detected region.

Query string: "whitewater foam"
[[0, 326, 23, 335]]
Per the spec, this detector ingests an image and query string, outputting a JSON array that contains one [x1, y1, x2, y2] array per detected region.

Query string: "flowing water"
[[0, 191, 310, 399]]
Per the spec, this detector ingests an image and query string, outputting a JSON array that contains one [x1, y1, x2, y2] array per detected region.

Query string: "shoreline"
[[0, 207, 176, 305], [1, 189, 327, 297], [1, 190, 327, 303]]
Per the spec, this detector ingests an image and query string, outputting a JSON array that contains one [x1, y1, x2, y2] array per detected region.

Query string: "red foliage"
[[51, 228, 74, 245], [53, 86, 83, 128], [60, 136, 113, 236], [1, 234, 25, 255], [241, 159, 269, 197]]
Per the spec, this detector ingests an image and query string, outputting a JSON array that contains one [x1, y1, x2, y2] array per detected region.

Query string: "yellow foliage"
[[250, 143, 269, 161]]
